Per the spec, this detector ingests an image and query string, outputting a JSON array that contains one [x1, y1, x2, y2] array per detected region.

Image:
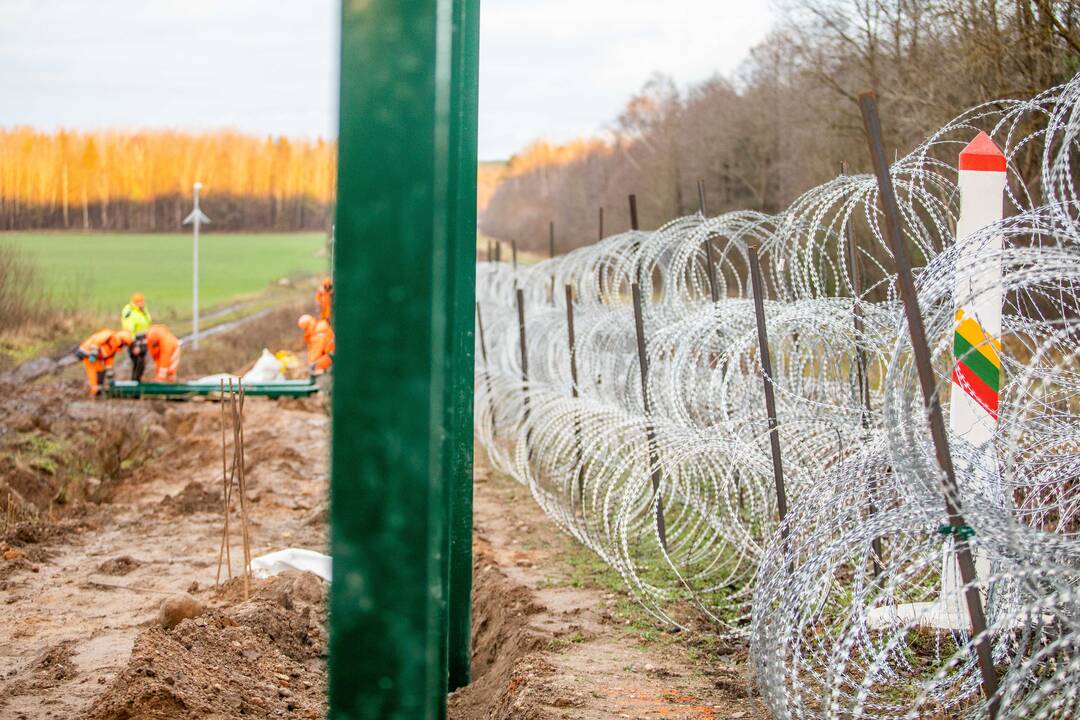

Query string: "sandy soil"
[[450, 460, 768, 720], [1, 379, 763, 719], [0, 391, 329, 719]]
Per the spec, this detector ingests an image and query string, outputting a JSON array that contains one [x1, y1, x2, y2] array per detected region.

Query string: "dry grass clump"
[[0, 243, 51, 334]]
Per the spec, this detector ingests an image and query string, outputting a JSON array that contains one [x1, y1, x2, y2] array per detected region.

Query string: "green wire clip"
[[938, 524, 976, 541]]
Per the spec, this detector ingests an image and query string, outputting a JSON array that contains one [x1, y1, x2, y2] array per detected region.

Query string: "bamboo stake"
[[237, 384, 252, 599], [216, 379, 233, 584]]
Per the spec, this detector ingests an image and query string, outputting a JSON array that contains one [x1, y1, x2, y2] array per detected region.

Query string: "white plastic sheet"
[[250, 548, 332, 582]]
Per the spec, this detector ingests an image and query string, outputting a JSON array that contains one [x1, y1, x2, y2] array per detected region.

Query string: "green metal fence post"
[[330, 0, 458, 717], [445, 0, 481, 695]]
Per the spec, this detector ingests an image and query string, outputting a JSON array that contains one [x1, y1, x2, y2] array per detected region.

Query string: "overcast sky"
[[0, 0, 773, 159]]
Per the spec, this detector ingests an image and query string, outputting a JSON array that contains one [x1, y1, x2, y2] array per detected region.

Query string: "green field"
[[3, 232, 327, 315]]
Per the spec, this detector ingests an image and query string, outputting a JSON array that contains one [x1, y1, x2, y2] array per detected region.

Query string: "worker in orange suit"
[[146, 324, 181, 383], [315, 276, 333, 321], [297, 314, 335, 375], [73, 329, 133, 396]]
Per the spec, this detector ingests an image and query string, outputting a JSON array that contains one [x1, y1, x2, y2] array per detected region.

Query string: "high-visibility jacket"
[[146, 324, 181, 382], [121, 303, 151, 336], [315, 278, 333, 321], [304, 319, 335, 372], [79, 329, 130, 366]]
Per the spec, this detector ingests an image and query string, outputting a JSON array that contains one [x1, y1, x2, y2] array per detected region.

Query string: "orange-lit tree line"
[[0, 128, 337, 231]]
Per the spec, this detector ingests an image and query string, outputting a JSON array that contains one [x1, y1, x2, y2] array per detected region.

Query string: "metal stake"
[[598, 207, 604, 241], [516, 288, 531, 454], [631, 282, 667, 549], [476, 302, 497, 440], [549, 221, 556, 305], [565, 283, 585, 519], [697, 179, 706, 216], [859, 91, 999, 715], [748, 248, 788, 528], [629, 194, 639, 231]]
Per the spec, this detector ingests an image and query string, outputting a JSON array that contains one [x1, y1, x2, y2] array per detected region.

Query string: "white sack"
[[250, 548, 332, 582]]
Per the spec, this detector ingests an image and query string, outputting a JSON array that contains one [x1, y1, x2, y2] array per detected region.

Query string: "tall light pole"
[[183, 181, 210, 348]]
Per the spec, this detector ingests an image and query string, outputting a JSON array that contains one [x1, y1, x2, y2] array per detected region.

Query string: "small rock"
[[10, 413, 35, 433], [157, 594, 204, 630], [188, 580, 200, 593]]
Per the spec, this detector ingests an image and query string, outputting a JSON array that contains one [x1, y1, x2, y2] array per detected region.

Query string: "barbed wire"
[[475, 72, 1080, 717]]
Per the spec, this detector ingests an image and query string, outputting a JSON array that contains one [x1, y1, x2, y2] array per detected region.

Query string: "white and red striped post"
[[870, 132, 1007, 630], [935, 132, 1007, 626], [950, 131, 1006, 445]]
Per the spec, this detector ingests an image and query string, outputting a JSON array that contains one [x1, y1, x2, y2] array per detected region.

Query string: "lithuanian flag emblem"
[[952, 309, 1001, 419]]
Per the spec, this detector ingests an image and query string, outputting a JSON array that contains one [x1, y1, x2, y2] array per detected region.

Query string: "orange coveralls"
[[76, 329, 132, 396], [304, 319, 335, 373], [146, 324, 181, 382], [315, 277, 333, 321]]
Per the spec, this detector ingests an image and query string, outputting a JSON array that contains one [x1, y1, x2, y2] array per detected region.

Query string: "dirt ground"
[[0, 378, 329, 719], [449, 460, 768, 720], [1, 375, 763, 720]]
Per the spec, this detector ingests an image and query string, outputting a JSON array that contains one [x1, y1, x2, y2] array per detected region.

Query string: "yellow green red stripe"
[[952, 363, 999, 419], [954, 332, 1000, 392], [953, 309, 1001, 419], [954, 310, 1002, 370]]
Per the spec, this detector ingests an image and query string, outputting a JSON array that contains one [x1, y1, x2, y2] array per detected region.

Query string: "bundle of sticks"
[[215, 379, 253, 599]]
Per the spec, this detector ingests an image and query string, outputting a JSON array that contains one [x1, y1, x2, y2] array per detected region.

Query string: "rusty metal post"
[[516, 288, 530, 455], [859, 91, 999, 715], [631, 282, 668, 549], [476, 302, 497, 441], [598, 207, 604, 241], [549, 221, 556, 305], [748, 248, 788, 526], [704, 236, 720, 304], [629, 194, 639, 231], [565, 283, 585, 518]]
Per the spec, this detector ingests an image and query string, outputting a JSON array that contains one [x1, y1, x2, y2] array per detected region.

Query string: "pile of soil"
[[96, 555, 143, 576], [159, 481, 221, 515], [87, 571, 327, 720], [0, 641, 78, 702], [1, 519, 86, 583], [449, 542, 553, 720]]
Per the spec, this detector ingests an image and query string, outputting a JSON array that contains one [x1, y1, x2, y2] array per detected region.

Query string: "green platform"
[[106, 379, 319, 399]]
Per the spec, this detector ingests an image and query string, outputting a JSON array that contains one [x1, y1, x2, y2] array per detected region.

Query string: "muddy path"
[[2, 380, 764, 719], [451, 458, 768, 720], [0, 394, 329, 719]]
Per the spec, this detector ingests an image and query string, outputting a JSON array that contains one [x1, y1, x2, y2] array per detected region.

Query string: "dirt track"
[[1, 379, 762, 719], [451, 460, 767, 720]]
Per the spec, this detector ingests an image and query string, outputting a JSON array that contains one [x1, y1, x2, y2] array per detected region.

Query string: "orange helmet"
[[297, 314, 315, 331], [131, 292, 145, 307], [321, 276, 333, 291]]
